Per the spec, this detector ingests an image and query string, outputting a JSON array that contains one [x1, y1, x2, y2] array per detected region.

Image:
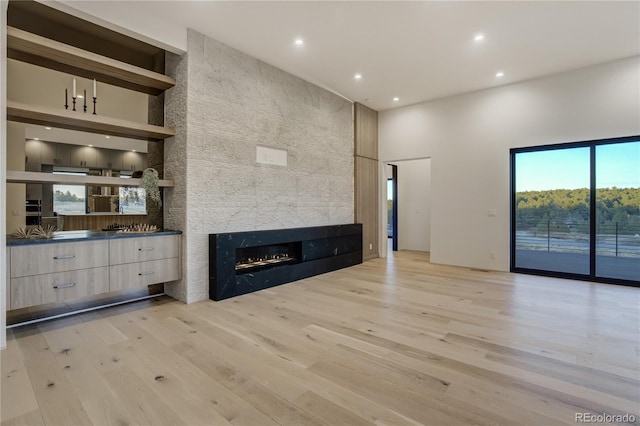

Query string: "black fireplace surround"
[[209, 224, 362, 301]]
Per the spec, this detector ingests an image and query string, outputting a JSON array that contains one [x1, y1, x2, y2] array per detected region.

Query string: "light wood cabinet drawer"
[[109, 258, 180, 291], [109, 235, 180, 265], [10, 241, 109, 278], [10, 267, 110, 309]]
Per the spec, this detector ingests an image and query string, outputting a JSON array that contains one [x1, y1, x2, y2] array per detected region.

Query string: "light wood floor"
[[2, 250, 639, 426]]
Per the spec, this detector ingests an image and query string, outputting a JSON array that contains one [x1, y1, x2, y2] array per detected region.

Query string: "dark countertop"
[[58, 213, 148, 216], [7, 230, 182, 246]]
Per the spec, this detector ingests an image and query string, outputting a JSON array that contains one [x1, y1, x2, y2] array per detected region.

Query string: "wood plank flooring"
[[2, 250, 639, 426]]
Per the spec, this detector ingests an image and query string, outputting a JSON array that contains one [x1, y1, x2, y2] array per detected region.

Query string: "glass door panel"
[[514, 147, 591, 275], [595, 142, 640, 281], [387, 179, 393, 238]]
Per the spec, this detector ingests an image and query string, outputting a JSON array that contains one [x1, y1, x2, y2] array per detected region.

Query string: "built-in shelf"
[[7, 101, 175, 141], [7, 27, 175, 95], [7, 171, 175, 188]]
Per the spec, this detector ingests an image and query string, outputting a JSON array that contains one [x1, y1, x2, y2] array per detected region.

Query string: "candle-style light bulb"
[[73, 78, 76, 97], [93, 79, 96, 98]]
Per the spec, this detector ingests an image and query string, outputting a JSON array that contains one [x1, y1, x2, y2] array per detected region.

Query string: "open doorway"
[[387, 164, 398, 251], [383, 158, 431, 258]]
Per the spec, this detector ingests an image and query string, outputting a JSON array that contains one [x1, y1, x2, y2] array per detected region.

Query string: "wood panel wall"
[[355, 102, 378, 159], [354, 103, 379, 261], [59, 214, 148, 231]]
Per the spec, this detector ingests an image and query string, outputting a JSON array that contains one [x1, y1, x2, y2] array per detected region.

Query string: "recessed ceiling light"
[[496, 71, 504, 78], [393, 97, 399, 102], [294, 38, 304, 46], [354, 73, 362, 80], [33, 138, 39, 141], [105, 136, 111, 139], [88, 144, 93, 147], [77, 95, 84, 99], [45, 127, 51, 130], [132, 150, 136, 152], [474, 33, 485, 42]]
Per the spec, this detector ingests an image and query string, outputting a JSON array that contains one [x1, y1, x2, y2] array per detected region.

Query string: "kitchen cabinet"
[[109, 234, 181, 291], [6, 233, 181, 310], [110, 258, 179, 292], [109, 234, 180, 265], [11, 267, 110, 310], [10, 240, 109, 278], [57, 144, 70, 166], [40, 141, 56, 165], [9, 239, 110, 309], [25, 142, 149, 171], [95, 148, 110, 168], [70, 146, 85, 167], [122, 151, 145, 171], [107, 150, 122, 170], [71, 146, 99, 167], [42, 141, 75, 166], [24, 139, 41, 171]]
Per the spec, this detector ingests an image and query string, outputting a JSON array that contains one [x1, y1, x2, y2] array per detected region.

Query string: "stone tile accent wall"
[[163, 50, 189, 303], [164, 30, 354, 303]]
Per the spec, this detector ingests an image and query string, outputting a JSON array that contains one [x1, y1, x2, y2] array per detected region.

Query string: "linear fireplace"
[[235, 242, 301, 273], [210, 224, 362, 301]]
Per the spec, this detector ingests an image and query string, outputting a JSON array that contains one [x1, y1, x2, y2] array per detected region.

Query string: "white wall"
[[379, 57, 640, 271], [397, 159, 431, 252]]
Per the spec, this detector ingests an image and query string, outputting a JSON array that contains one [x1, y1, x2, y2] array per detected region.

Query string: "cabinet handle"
[[53, 282, 76, 289], [138, 271, 154, 276], [138, 247, 154, 252], [53, 254, 76, 260]]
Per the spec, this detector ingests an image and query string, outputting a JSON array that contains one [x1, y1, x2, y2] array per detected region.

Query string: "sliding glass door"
[[511, 136, 639, 286], [513, 147, 591, 276], [595, 142, 640, 281]]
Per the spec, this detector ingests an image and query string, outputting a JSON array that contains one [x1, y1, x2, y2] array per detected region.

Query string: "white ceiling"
[[56, 1, 640, 112]]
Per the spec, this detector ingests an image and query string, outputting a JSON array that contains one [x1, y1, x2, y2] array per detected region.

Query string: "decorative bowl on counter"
[[12, 225, 58, 239]]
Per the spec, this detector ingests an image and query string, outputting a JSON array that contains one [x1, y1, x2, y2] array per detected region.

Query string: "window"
[[53, 170, 87, 215], [511, 136, 639, 285], [119, 187, 146, 214], [117, 171, 147, 214]]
